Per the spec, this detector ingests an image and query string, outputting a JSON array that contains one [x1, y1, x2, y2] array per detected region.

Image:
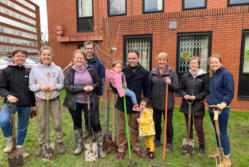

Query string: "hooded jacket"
[[207, 67, 234, 106], [179, 69, 209, 116], [86, 54, 105, 96], [105, 69, 127, 97], [149, 66, 179, 111], [29, 63, 64, 100], [0, 63, 35, 106], [139, 108, 155, 137]]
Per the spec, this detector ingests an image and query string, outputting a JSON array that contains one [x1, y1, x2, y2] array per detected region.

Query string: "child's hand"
[[137, 118, 140, 123]]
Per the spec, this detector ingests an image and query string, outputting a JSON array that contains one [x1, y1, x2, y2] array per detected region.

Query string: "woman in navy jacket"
[[207, 54, 234, 167]]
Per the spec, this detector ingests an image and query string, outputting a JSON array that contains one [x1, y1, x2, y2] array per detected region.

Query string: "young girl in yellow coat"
[[137, 98, 155, 160]]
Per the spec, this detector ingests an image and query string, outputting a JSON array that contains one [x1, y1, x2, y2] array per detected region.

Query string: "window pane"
[[109, 0, 126, 16], [229, 0, 249, 4], [243, 34, 249, 73], [184, 0, 205, 9], [144, 0, 163, 12], [125, 37, 151, 71], [178, 35, 209, 73], [78, 0, 92, 17]]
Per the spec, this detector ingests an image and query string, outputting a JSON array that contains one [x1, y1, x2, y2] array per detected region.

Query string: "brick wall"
[[47, 1, 249, 111], [100, 6, 249, 111]]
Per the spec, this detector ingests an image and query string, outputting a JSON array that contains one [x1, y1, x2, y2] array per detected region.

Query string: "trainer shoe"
[[209, 148, 223, 158], [132, 104, 141, 111], [3, 137, 13, 153], [219, 156, 231, 167]]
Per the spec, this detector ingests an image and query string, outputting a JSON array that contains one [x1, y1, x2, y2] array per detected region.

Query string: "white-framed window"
[[183, 0, 206, 10], [108, 0, 126, 16], [143, 0, 163, 13]]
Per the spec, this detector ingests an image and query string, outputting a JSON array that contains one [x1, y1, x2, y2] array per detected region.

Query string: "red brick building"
[[47, 0, 249, 111], [0, 0, 41, 57]]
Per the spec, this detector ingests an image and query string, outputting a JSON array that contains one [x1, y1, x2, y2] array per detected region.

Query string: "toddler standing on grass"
[[105, 60, 140, 111], [137, 97, 155, 160]]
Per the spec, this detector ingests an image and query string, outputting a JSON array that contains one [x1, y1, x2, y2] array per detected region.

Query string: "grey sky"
[[30, 0, 48, 41]]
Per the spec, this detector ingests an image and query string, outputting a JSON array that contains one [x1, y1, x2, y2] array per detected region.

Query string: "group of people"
[[0, 40, 234, 167]]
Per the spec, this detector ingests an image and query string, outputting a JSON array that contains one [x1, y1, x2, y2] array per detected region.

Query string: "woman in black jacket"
[[149, 52, 179, 152], [179, 56, 209, 155], [63, 50, 105, 158], [0, 50, 35, 158]]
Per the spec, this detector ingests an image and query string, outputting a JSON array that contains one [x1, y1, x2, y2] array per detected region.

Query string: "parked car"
[[24, 58, 38, 69], [0, 59, 8, 71], [0, 56, 39, 72]]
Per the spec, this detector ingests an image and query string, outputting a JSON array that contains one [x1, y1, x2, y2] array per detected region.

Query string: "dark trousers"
[[69, 103, 101, 132], [184, 114, 205, 146], [153, 108, 173, 144]]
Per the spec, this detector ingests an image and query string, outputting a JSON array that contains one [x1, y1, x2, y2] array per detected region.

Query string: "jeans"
[[209, 108, 230, 156], [153, 108, 174, 144], [0, 103, 31, 145], [126, 88, 137, 105]]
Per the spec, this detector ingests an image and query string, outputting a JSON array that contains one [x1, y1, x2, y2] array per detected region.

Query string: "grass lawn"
[[0, 92, 249, 167]]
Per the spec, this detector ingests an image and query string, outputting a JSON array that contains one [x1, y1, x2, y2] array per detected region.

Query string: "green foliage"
[[0, 98, 248, 167]]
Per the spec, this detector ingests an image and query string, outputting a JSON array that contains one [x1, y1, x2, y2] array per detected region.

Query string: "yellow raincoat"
[[139, 108, 155, 137]]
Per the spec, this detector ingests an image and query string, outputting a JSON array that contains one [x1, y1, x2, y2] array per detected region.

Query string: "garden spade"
[[209, 105, 224, 167], [42, 91, 54, 160], [182, 101, 194, 157], [84, 94, 98, 162], [7, 103, 24, 167]]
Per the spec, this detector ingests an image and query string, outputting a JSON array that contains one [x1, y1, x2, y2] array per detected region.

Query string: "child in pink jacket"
[[105, 60, 140, 111]]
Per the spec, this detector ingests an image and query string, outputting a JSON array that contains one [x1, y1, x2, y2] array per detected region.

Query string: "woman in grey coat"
[[149, 52, 179, 152]]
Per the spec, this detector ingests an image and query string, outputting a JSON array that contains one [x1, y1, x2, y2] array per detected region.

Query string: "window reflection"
[[0, 0, 36, 18], [0, 6, 36, 25], [0, 25, 37, 40], [0, 16, 37, 33], [0, 35, 38, 47]]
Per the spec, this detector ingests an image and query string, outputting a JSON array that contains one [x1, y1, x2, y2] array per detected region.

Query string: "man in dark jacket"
[[83, 41, 105, 140], [115, 50, 151, 160]]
